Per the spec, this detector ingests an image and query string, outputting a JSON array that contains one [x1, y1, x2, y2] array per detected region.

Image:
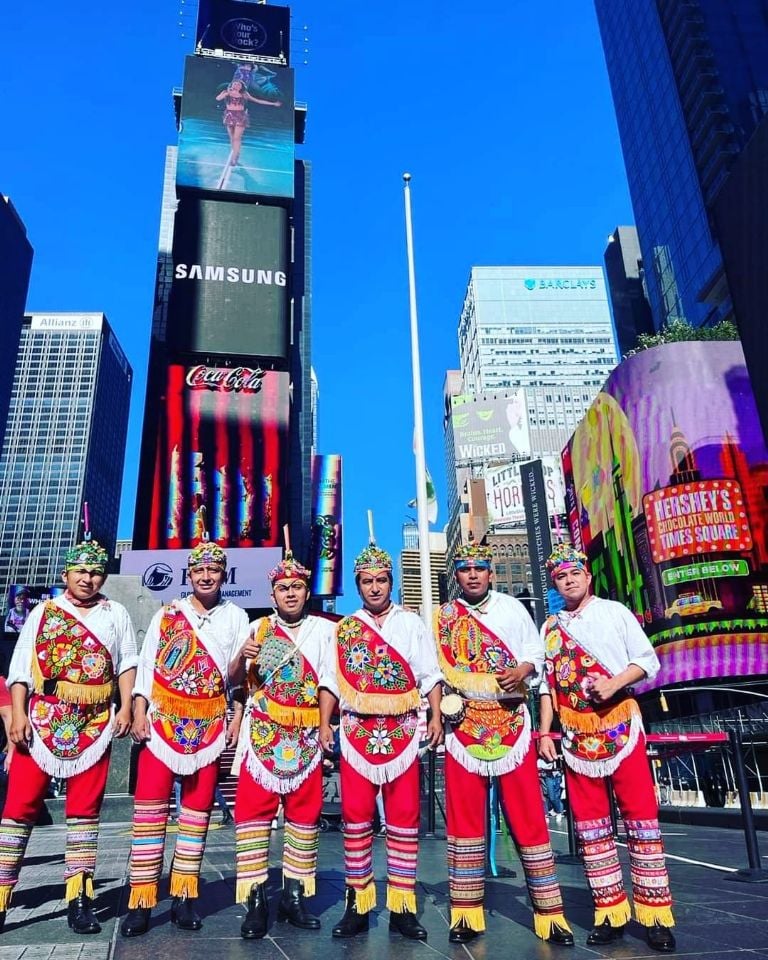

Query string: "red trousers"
[[134, 747, 219, 810], [565, 735, 659, 821], [340, 758, 420, 829], [3, 746, 111, 822], [235, 764, 322, 823]]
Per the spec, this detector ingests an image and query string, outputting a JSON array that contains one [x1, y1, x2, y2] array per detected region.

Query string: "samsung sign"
[[524, 278, 597, 290], [120, 548, 282, 606]]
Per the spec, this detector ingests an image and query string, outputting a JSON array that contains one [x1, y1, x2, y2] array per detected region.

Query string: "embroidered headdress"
[[187, 540, 227, 570], [64, 540, 108, 573], [354, 544, 392, 574], [546, 543, 588, 577], [453, 539, 492, 570], [269, 551, 311, 584]]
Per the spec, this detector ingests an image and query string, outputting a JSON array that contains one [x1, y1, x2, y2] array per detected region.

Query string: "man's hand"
[[9, 710, 32, 747], [226, 712, 242, 748], [425, 714, 444, 749], [238, 630, 262, 664], [538, 733, 558, 762], [318, 722, 335, 754], [497, 663, 532, 693], [586, 673, 620, 705], [130, 701, 152, 743], [112, 704, 132, 738]]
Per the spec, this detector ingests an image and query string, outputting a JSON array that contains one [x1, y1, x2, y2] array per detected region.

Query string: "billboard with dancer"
[[562, 341, 768, 693], [146, 366, 289, 549], [177, 55, 294, 198]]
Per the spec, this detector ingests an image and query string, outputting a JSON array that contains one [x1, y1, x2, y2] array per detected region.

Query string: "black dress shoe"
[[67, 892, 101, 934], [0, 910, 6, 934], [586, 919, 625, 945], [547, 923, 574, 946], [331, 888, 369, 938], [389, 910, 427, 940], [241, 883, 268, 939], [647, 923, 676, 953], [121, 907, 151, 938], [449, 921, 479, 944], [277, 878, 320, 929], [171, 896, 202, 931]]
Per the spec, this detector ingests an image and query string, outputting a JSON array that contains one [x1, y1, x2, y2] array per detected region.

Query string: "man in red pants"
[[229, 549, 334, 938], [121, 541, 248, 937], [319, 541, 443, 940], [435, 541, 573, 946], [539, 544, 675, 952], [0, 541, 137, 935]]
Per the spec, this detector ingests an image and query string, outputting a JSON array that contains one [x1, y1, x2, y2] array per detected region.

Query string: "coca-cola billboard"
[[145, 365, 289, 549]]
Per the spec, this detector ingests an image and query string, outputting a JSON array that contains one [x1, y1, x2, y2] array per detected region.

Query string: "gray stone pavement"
[[1, 818, 767, 960]]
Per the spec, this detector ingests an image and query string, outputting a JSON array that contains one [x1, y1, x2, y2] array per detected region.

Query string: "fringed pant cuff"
[[283, 871, 316, 898], [534, 911, 571, 941], [65, 872, 95, 902], [0, 884, 13, 912], [0, 820, 33, 904], [235, 819, 271, 903], [386, 886, 416, 914], [128, 883, 159, 909], [283, 821, 318, 897], [64, 817, 99, 891], [450, 905, 485, 932], [350, 881, 376, 915], [169, 871, 199, 899], [170, 806, 210, 898], [635, 903, 675, 928], [594, 899, 632, 928]]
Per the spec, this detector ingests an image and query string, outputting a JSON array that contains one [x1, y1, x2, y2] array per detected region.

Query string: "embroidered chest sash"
[[543, 616, 641, 776], [436, 601, 530, 776], [336, 615, 420, 785], [28, 601, 115, 777], [149, 606, 226, 764], [241, 619, 322, 793]]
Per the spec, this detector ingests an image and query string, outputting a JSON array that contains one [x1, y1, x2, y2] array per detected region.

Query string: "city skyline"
[[1, 1, 636, 606]]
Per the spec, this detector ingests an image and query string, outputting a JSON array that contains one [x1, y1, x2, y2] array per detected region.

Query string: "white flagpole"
[[403, 173, 433, 630]]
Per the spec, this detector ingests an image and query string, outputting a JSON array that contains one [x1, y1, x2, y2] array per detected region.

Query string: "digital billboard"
[[562, 341, 768, 693], [485, 455, 565, 526], [196, 0, 290, 61], [310, 455, 343, 597], [166, 197, 288, 359], [177, 55, 294, 198], [4, 585, 64, 639], [146, 365, 289, 549], [451, 390, 530, 464], [120, 548, 281, 606]]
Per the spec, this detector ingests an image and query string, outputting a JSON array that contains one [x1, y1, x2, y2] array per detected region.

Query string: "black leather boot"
[[647, 923, 676, 953], [586, 918, 625, 945], [449, 920, 479, 944], [241, 883, 269, 939], [331, 887, 369, 938], [171, 896, 202, 930], [389, 910, 427, 940], [547, 922, 574, 946], [68, 888, 101, 935], [121, 907, 151, 938], [277, 877, 320, 929], [0, 910, 6, 934]]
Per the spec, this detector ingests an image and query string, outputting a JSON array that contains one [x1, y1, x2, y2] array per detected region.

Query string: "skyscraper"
[[133, 1, 315, 562], [594, 0, 768, 330], [0, 313, 132, 596], [0, 196, 33, 452], [604, 226, 655, 356]]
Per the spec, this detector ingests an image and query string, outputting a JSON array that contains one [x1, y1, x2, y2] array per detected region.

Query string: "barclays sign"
[[524, 278, 597, 290]]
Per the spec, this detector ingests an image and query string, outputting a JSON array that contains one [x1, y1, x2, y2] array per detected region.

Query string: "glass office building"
[[594, 0, 768, 329], [0, 314, 132, 597], [0, 197, 33, 453]]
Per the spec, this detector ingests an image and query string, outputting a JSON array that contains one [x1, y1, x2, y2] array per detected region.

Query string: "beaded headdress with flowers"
[[64, 541, 109, 573], [546, 543, 588, 577], [187, 540, 227, 570], [354, 510, 392, 573], [453, 535, 492, 570], [269, 526, 311, 584]]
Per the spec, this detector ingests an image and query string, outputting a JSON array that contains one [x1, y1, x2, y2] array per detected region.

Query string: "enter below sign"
[[662, 559, 750, 586]]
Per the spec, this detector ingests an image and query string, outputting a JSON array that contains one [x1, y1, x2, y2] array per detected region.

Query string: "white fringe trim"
[[340, 722, 420, 786], [230, 706, 252, 777], [244, 744, 322, 795], [562, 716, 643, 778], [444, 707, 531, 777], [146, 727, 226, 776], [30, 715, 114, 779]]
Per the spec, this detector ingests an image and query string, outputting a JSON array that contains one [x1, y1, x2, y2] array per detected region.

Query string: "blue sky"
[[1, 2, 633, 608]]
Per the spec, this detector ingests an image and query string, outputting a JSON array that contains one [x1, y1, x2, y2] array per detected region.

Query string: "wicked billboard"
[[146, 365, 289, 549], [562, 341, 768, 693]]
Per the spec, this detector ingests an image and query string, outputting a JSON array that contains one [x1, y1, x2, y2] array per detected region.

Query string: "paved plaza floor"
[[0, 818, 767, 960]]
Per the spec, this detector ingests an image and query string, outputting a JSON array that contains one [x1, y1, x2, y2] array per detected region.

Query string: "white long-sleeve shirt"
[[455, 591, 543, 687], [8, 595, 138, 688], [319, 604, 443, 706], [134, 596, 250, 701], [539, 596, 660, 695]]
